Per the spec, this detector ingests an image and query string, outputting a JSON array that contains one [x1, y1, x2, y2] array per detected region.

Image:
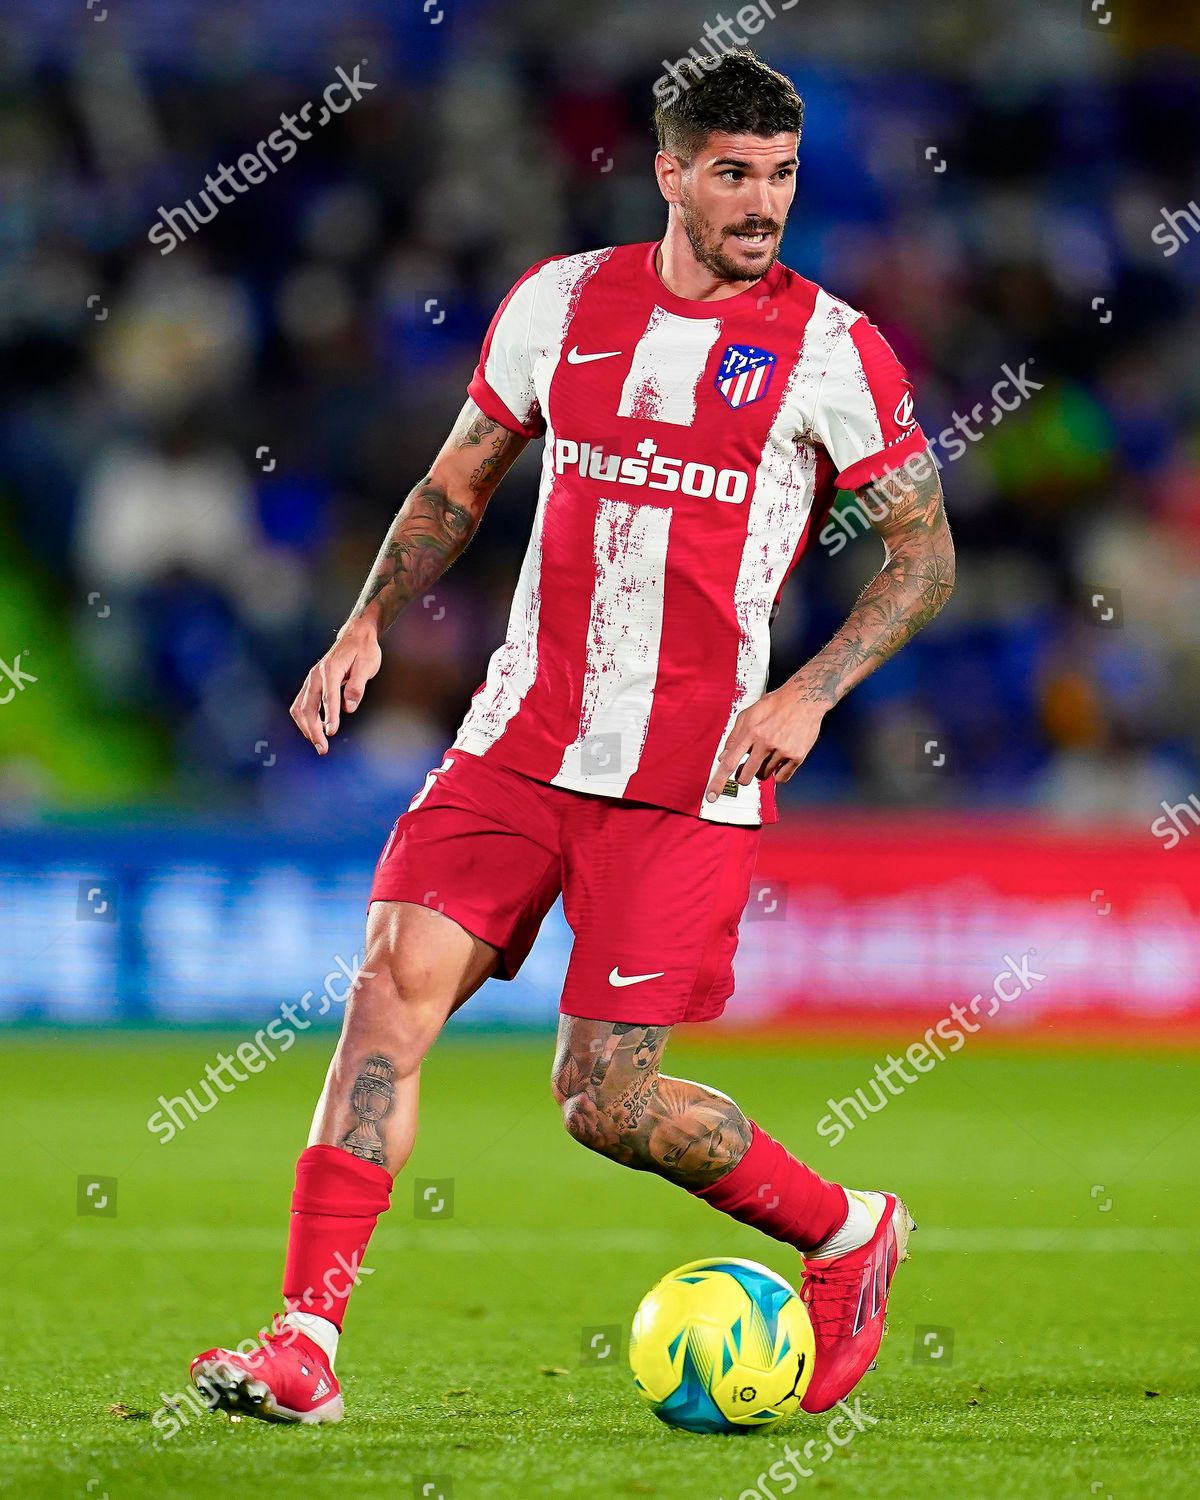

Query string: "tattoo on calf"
[[555, 1022, 752, 1188], [340, 1054, 395, 1165]]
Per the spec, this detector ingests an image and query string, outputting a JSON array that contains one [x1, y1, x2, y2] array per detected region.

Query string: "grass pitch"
[[1, 1033, 1198, 1499]]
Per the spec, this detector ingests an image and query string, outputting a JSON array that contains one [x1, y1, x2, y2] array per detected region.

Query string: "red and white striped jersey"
[[456, 241, 927, 825]]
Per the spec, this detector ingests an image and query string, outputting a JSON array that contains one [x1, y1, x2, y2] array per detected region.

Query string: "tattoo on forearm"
[[350, 405, 523, 634], [352, 481, 474, 633], [793, 459, 955, 706], [339, 1054, 395, 1165], [553, 1022, 752, 1188]]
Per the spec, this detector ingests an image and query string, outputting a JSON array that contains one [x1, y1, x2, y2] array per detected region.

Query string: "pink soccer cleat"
[[799, 1191, 914, 1413], [190, 1322, 343, 1424]]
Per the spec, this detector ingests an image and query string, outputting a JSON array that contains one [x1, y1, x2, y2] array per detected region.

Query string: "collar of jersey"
[[643, 239, 785, 319]]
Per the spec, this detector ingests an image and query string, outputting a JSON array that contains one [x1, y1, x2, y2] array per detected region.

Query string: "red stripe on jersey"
[[485, 467, 597, 780], [623, 271, 820, 816], [470, 258, 641, 779]]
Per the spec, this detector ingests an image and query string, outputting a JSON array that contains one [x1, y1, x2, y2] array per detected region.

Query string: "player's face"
[[675, 132, 798, 283]]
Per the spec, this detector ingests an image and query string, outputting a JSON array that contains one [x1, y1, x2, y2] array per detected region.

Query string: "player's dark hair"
[[654, 50, 803, 164]]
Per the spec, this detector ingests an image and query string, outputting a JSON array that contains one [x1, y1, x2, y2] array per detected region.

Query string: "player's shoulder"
[[772, 262, 868, 338], [516, 243, 629, 290]]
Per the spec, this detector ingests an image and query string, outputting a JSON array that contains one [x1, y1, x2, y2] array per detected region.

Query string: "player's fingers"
[[319, 657, 346, 740], [291, 670, 328, 754], [773, 759, 799, 783], [735, 740, 764, 786], [705, 727, 750, 802], [757, 750, 788, 780], [305, 668, 330, 752], [343, 644, 380, 713]]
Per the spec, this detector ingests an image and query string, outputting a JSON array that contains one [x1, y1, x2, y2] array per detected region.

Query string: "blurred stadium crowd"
[[2, 0, 1199, 826]]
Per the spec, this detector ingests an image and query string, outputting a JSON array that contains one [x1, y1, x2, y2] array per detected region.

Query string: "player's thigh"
[[329, 901, 501, 1078], [558, 800, 759, 1027], [369, 750, 563, 989]]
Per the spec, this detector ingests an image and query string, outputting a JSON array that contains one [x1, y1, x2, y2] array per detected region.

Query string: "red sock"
[[689, 1124, 847, 1253], [282, 1145, 393, 1330]]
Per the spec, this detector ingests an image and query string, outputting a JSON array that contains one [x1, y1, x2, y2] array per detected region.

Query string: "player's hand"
[[290, 619, 383, 755], [705, 687, 828, 802]]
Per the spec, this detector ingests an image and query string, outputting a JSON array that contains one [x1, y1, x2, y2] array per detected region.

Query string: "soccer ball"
[[629, 1257, 814, 1434]]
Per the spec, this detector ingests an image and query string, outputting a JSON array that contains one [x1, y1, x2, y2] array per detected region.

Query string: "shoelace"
[[236, 1314, 295, 1364], [800, 1266, 864, 1334]]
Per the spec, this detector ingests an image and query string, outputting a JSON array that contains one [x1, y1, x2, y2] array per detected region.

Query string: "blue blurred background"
[[2, 0, 1198, 1026]]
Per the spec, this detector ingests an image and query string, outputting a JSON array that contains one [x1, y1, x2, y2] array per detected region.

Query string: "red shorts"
[[369, 751, 760, 1025]]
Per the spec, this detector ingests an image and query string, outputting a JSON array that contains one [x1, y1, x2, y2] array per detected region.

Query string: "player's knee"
[[560, 1092, 614, 1155], [553, 1073, 623, 1159], [332, 942, 449, 1073], [354, 941, 440, 1011]]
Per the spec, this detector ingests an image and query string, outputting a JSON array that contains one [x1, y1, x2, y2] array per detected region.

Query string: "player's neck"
[[655, 235, 762, 304]]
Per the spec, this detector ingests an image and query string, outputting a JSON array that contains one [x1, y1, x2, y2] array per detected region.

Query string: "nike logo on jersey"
[[608, 968, 665, 988], [567, 346, 623, 364]]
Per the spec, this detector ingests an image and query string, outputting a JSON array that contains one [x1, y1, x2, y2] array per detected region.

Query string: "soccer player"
[[190, 49, 954, 1424]]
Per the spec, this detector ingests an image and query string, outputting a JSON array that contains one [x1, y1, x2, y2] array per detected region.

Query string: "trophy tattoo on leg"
[[340, 1055, 396, 1164]]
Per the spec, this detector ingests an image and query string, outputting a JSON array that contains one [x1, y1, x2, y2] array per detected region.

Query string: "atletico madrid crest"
[[715, 344, 776, 409]]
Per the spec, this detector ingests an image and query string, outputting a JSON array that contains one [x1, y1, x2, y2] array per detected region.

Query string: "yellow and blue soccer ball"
[[629, 1258, 815, 1434]]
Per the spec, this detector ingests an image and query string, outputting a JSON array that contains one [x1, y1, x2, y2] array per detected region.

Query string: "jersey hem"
[[451, 732, 765, 827]]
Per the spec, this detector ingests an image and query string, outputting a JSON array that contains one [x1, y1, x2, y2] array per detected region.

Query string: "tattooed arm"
[[291, 399, 527, 753], [791, 455, 955, 708], [705, 449, 954, 800]]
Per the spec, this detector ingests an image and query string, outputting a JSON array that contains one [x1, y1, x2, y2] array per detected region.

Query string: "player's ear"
[[654, 150, 683, 205]]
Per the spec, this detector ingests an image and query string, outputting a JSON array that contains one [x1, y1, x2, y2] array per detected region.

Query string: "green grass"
[[2, 1034, 1199, 1499]]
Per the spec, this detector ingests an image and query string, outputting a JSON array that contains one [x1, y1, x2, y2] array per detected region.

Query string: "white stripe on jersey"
[[479, 272, 542, 428], [453, 442, 553, 754], [699, 294, 847, 825], [553, 499, 671, 793], [617, 306, 724, 426], [803, 292, 884, 474], [455, 252, 612, 756]]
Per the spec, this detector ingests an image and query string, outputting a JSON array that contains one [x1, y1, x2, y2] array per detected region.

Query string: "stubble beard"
[[678, 187, 783, 285]]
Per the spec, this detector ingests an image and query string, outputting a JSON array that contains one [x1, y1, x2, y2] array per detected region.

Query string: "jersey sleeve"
[[810, 314, 928, 490], [466, 262, 548, 439]]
